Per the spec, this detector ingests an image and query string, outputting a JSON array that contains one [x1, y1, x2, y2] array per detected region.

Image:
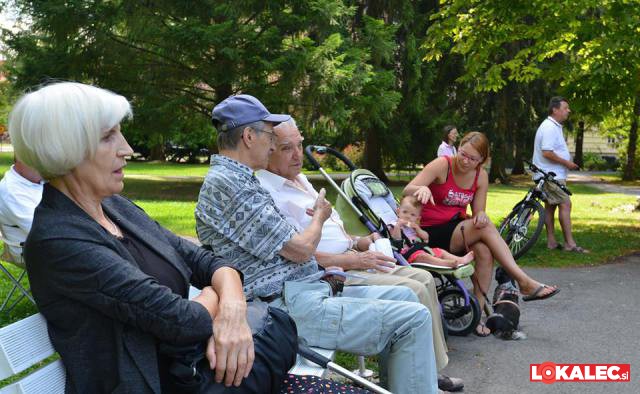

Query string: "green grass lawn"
[[121, 172, 640, 265], [124, 160, 211, 177], [0, 152, 12, 175]]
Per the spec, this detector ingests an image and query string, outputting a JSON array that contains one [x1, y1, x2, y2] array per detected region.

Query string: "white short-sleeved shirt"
[[256, 170, 352, 255], [532, 117, 571, 180], [0, 166, 44, 261], [437, 142, 457, 158]]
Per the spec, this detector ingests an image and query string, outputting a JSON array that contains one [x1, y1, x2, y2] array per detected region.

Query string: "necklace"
[[104, 215, 123, 238]]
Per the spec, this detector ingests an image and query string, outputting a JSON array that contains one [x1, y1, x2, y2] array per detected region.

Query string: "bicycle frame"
[[499, 160, 572, 259]]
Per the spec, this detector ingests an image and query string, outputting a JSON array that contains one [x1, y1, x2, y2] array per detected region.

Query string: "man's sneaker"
[[438, 374, 464, 392]]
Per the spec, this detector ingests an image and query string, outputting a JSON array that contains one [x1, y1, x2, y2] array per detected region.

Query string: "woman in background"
[[437, 125, 458, 158]]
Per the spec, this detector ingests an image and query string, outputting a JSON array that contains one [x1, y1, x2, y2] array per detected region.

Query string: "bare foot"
[[456, 251, 474, 265], [474, 322, 491, 337]]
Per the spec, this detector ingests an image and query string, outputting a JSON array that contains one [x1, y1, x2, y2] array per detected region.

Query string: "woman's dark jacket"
[[24, 184, 237, 393]]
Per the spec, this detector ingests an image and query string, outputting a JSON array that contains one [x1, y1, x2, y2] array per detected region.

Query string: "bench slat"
[[0, 314, 55, 380], [0, 359, 65, 394]]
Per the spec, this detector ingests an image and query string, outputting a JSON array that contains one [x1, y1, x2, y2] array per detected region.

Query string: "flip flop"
[[473, 322, 491, 337], [522, 284, 560, 302], [547, 244, 563, 250], [564, 245, 590, 254]]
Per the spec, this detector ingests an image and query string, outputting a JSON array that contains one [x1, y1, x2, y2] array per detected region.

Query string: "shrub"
[[582, 152, 609, 171]]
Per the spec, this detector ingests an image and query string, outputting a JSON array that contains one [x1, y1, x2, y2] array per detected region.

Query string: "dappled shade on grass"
[[122, 177, 203, 202]]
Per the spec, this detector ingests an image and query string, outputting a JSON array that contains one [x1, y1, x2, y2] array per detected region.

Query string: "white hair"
[[9, 82, 132, 180], [274, 118, 298, 131]]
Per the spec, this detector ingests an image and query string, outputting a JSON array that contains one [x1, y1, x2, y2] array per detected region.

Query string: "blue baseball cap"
[[211, 94, 291, 131]]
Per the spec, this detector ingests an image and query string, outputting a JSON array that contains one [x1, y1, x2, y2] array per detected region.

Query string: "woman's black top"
[[116, 225, 187, 298], [116, 224, 189, 392]]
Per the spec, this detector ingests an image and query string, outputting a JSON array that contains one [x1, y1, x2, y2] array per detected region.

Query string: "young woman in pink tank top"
[[404, 132, 560, 337]]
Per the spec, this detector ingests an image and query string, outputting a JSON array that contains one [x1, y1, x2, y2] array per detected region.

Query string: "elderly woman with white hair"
[[9, 82, 309, 393]]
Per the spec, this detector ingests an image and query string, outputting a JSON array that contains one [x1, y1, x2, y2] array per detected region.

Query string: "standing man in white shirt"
[[0, 159, 44, 262], [532, 96, 588, 253], [256, 118, 464, 393]]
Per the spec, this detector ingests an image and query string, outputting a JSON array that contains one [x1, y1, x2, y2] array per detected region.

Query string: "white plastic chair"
[[0, 224, 35, 313]]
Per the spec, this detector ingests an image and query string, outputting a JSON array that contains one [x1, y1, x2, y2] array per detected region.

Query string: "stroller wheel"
[[438, 288, 482, 337]]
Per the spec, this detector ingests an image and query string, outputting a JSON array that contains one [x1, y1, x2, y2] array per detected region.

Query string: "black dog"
[[485, 268, 525, 340]]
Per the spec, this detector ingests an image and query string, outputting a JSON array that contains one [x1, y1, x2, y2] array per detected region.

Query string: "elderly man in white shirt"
[[256, 119, 464, 392], [0, 159, 44, 262], [532, 96, 587, 253]]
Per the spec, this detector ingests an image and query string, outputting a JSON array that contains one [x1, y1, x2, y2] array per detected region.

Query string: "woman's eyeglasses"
[[459, 150, 482, 163]]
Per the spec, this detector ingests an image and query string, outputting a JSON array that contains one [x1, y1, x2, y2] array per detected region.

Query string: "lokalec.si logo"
[[531, 362, 630, 384]]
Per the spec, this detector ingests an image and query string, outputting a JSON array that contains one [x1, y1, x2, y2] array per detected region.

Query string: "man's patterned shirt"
[[195, 155, 319, 299]]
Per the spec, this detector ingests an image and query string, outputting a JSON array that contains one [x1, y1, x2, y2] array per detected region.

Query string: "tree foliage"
[[2, 0, 639, 179], [424, 0, 640, 179]]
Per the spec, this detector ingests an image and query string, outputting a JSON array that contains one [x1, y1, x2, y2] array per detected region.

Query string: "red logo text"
[[530, 362, 630, 384]]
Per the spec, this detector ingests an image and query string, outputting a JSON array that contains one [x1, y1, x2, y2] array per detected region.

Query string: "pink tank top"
[[420, 156, 480, 227]]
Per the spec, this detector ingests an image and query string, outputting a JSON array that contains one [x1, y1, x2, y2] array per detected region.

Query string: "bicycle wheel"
[[439, 287, 481, 336], [498, 200, 545, 259]]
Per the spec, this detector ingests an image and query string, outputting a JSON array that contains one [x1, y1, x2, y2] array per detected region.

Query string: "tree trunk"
[[149, 143, 164, 161], [511, 135, 526, 175], [489, 88, 509, 183], [363, 127, 389, 182], [623, 95, 640, 181], [575, 120, 585, 168]]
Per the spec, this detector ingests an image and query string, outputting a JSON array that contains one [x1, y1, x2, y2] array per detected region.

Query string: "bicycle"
[[498, 160, 572, 259]]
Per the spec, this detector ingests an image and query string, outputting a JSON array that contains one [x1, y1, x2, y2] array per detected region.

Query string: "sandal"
[[522, 284, 560, 302], [564, 245, 590, 254], [474, 322, 491, 337], [547, 243, 563, 250]]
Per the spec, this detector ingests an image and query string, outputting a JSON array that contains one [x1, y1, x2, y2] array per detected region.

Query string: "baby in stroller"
[[390, 195, 475, 269]]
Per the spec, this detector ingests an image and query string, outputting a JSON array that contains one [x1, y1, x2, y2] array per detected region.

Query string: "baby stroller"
[[304, 145, 482, 336]]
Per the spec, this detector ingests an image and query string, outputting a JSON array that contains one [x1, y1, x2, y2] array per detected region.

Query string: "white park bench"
[[0, 287, 334, 393]]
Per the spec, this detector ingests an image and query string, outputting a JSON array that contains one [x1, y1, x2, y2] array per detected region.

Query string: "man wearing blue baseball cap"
[[196, 94, 440, 394]]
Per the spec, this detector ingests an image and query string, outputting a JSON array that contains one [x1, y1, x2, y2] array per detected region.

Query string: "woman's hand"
[[206, 300, 255, 387], [413, 186, 435, 205], [473, 211, 490, 229]]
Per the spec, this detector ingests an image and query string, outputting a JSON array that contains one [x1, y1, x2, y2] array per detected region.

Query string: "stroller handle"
[[303, 145, 409, 266], [304, 145, 358, 171]]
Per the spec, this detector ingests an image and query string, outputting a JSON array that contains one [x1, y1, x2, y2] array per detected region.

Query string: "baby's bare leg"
[[413, 252, 459, 268], [439, 249, 475, 265]]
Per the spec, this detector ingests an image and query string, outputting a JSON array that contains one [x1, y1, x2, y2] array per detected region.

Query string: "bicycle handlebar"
[[523, 160, 572, 195]]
